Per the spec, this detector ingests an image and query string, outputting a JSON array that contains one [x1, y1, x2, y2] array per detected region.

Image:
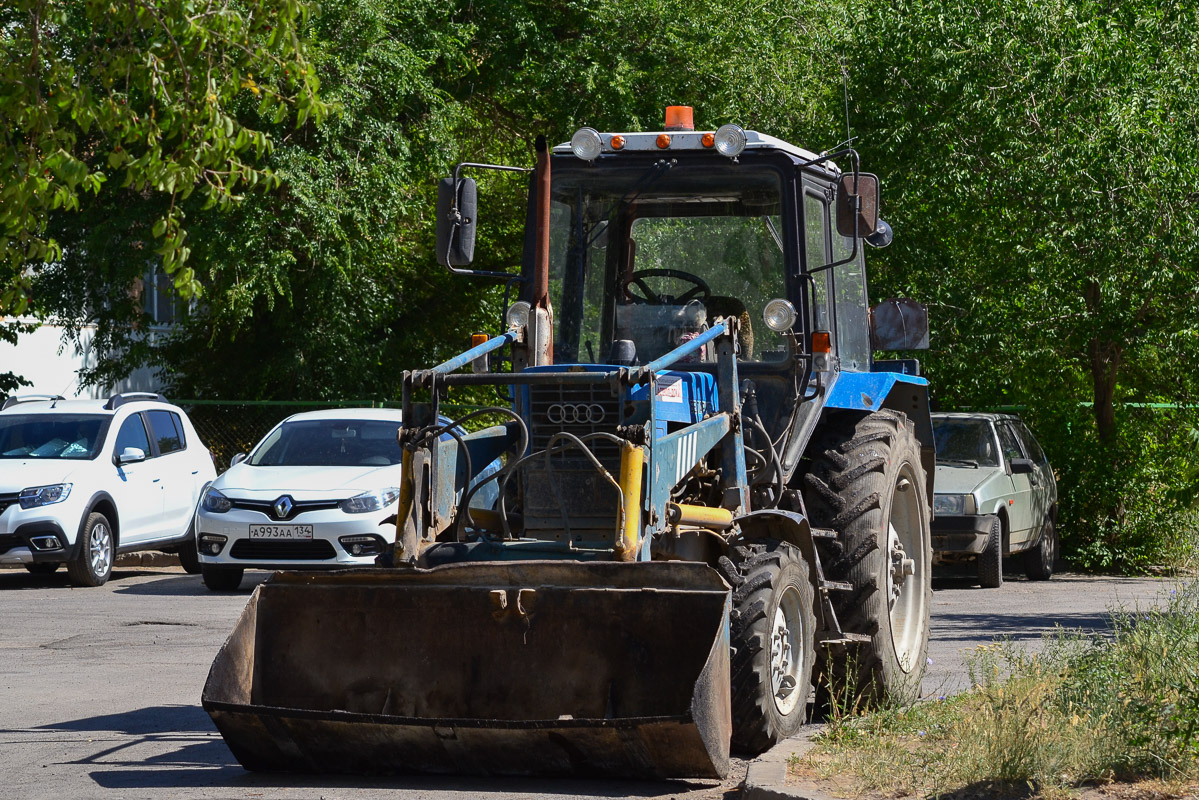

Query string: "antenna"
[[841, 57, 852, 146]]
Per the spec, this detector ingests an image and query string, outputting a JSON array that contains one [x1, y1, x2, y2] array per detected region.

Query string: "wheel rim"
[[1043, 524, 1056, 569], [89, 522, 112, 576], [885, 465, 927, 673], [770, 584, 805, 716]]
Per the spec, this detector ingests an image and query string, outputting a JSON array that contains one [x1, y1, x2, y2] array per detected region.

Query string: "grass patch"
[[800, 580, 1199, 798]]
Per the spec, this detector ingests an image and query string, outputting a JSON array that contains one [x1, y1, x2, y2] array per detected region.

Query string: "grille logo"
[[545, 402, 607, 425], [272, 495, 294, 519]]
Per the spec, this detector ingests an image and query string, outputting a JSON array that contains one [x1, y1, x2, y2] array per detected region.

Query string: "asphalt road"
[[0, 564, 1174, 800]]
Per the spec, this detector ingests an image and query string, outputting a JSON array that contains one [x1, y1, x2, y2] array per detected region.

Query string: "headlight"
[[570, 127, 603, 161], [763, 298, 798, 333], [339, 488, 401, 514], [201, 487, 232, 513], [714, 124, 747, 158], [19, 484, 72, 509], [505, 300, 532, 331], [933, 494, 975, 515]]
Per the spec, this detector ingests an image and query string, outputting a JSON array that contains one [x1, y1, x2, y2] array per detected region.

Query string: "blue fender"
[[822, 370, 935, 496]]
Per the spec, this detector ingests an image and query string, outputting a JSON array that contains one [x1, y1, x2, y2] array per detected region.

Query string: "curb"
[[741, 725, 831, 800], [1, 552, 182, 570]]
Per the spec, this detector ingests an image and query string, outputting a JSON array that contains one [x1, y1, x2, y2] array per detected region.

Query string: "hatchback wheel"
[[67, 513, 115, 587]]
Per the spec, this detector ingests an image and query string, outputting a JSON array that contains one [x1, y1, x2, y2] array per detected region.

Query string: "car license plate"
[[248, 524, 314, 540]]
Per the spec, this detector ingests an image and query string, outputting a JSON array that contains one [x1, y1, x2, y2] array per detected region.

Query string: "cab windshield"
[[0, 415, 108, 460], [548, 160, 789, 365]]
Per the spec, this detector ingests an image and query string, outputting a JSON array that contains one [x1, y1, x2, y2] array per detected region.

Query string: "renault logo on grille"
[[545, 402, 606, 425], [272, 495, 294, 519]]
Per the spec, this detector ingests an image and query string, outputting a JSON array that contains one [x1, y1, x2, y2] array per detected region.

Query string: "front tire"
[[977, 517, 1003, 588], [67, 512, 115, 587], [1024, 517, 1057, 581], [720, 540, 816, 753], [201, 565, 244, 591], [802, 410, 932, 707]]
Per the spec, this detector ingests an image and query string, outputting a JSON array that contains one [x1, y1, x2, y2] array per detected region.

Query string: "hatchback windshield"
[[933, 418, 999, 468], [250, 419, 402, 467], [0, 415, 108, 460], [549, 159, 788, 365]]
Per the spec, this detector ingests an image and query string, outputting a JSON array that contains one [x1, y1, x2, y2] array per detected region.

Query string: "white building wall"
[[0, 319, 161, 400]]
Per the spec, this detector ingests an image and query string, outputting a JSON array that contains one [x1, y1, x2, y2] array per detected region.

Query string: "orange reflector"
[[664, 106, 695, 131], [812, 331, 832, 354], [656, 133, 672, 149], [701, 132, 715, 148], [471, 333, 489, 348], [610, 134, 626, 150]]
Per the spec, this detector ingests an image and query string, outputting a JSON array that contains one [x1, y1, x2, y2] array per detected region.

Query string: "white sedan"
[[194, 408, 494, 591]]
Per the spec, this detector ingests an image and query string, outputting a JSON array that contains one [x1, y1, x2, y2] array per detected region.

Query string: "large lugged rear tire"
[[719, 540, 816, 754], [801, 410, 931, 708]]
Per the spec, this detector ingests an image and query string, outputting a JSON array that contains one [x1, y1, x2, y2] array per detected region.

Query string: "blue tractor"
[[204, 108, 934, 780]]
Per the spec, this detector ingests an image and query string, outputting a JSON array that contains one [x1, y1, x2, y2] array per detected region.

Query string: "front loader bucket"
[[202, 561, 732, 779]]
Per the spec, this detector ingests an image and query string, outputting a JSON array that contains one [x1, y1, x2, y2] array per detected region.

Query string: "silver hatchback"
[[930, 412, 1058, 587]]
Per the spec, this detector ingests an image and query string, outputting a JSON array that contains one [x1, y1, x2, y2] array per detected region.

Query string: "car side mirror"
[[835, 173, 880, 237], [1009, 458, 1036, 475], [116, 446, 146, 465], [435, 176, 477, 267], [230, 453, 247, 468]]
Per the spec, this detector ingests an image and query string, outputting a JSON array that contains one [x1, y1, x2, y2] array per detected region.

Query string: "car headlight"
[[933, 494, 976, 515], [339, 488, 401, 514], [201, 487, 233, 513], [19, 484, 72, 509]]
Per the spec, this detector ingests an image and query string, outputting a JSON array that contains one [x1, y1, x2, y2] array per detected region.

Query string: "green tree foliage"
[[0, 0, 327, 312], [35, 0, 846, 400], [848, 0, 1199, 565]]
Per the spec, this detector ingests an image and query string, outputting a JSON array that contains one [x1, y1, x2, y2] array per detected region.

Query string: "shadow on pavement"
[[929, 609, 1115, 643], [34, 704, 715, 796], [112, 572, 269, 596]]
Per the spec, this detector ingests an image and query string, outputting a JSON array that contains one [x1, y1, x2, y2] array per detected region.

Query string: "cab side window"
[[147, 410, 185, 455], [113, 415, 152, 457]]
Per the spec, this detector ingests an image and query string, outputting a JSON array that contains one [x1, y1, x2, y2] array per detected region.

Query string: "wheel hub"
[[886, 524, 915, 605], [770, 586, 804, 716]]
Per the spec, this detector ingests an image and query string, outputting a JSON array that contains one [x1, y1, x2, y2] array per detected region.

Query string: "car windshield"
[[933, 418, 999, 468], [548, 159, 789, 365], [0, 414, 108, 460], [249, 419, 403, 467]]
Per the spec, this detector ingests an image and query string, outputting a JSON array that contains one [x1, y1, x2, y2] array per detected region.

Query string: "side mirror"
[[869, 298, 929, 350], [835, 173, 880, 238], [230, 453, 247, 468], [436, 177, 477, 267], [1010, 458, 1036, 475], [116, 446, 146, 465]]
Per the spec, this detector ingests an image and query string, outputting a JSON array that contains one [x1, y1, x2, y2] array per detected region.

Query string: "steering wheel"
[[623, 269, 711, 305]]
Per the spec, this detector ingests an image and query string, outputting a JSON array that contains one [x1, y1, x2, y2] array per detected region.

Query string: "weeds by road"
[[797, 580, 1199, 798]]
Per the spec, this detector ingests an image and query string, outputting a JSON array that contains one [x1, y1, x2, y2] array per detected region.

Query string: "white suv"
[[0, 393, 217, 586]]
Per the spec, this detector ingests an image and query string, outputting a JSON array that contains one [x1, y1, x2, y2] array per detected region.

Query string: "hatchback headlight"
[[933, 494, 976, 515], [19, 484, 72, 509], [201, 487, 233, 513], [339, 488, 401, 514]]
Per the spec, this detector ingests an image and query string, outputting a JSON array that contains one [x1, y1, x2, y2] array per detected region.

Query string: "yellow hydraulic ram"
[[615, 442, 645, 561], [666, 502, 735, 531]]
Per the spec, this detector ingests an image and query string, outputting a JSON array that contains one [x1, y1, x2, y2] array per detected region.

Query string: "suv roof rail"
[[2, 394, 67, 411], [104, 392, 167, 410]]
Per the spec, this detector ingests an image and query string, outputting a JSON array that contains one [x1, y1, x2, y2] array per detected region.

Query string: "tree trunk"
[[1088, 335, 1121, 444]]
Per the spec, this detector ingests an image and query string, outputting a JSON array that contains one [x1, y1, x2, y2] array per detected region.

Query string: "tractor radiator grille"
[[523, 383, 624, 541]]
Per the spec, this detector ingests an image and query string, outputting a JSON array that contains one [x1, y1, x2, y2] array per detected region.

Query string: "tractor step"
[[817, 632, 872, 646], [819, 579, 854, 593], [810, 527, 838, 540]]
